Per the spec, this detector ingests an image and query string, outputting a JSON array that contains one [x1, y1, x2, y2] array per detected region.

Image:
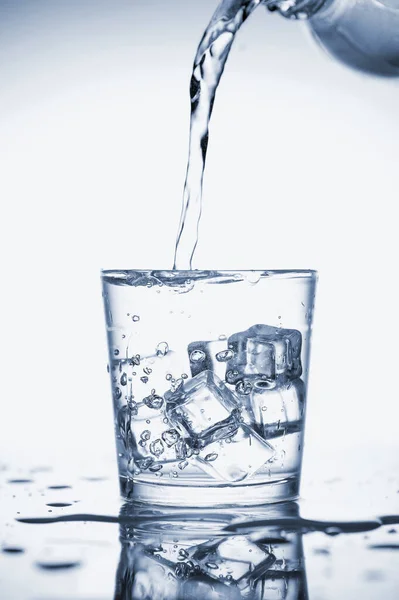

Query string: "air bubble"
[[144, 393, 164, 410], [235, 380, 252, 395], [149, 464, 163, 473], [149, 439, 164, 458], [156, 342, 169, 356], [205, 453, 218, 462], [190, 350, 206, 363], [216, 349, 234, 362]]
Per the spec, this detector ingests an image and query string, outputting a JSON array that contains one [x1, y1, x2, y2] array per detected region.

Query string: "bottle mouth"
[[266, 0, 327, 19]]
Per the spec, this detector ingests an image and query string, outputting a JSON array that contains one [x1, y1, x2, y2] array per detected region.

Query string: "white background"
[[1, 0, 398, 484]]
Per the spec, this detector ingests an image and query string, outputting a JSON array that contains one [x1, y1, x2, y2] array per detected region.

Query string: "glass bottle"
[[269, 0, 399, 76]]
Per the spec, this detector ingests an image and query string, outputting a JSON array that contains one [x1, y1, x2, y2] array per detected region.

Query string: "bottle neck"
[[267, 0, 328, 19]]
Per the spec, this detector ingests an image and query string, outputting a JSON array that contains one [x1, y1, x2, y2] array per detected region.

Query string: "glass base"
[[120, 475, 299, 508]]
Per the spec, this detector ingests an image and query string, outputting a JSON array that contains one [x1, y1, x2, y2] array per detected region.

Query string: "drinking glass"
[[102, 269, 317, 507]]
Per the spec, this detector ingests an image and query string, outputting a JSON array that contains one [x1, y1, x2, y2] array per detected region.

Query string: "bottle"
[[269, 0, 399, 77]]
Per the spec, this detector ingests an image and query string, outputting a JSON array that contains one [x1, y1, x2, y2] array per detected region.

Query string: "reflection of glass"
[[114, 502, 308, 599], [102, 270, 317, 507]]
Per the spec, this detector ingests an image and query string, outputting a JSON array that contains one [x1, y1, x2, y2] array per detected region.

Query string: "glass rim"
[[102, 268, 317, 275], [101, 269, 318, 285]]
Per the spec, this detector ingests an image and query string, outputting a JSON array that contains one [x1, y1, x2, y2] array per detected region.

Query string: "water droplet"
[[143, 367, 152, 375], [262, 406, 267, 412], [140, 376, 149, 384], [216, 349, 234, 362], [178, 548, 189, 559], [218, 334, 227, 340], [106, 364, 110, 373], [132, 355, 141, 366], [206, 562, 219, 570], [149, 439, 164, 458], [35, 561, 81, 571], [166, 373, 173, 381], [114, 387, 122, 400], [114, 349, 120, 356], [120, 373, 127, 386], [205, 453, 218, 462], [140, 430, 151, 442], [132, 315, 140, 322], [2, 547, 25, 554], [190, 350, 206, 363], [178, 460, 189, 470], [146, 419, 151, 424], [181, 373, 188, 379], [163, 417, 169, 424], [156, 342, 169, 356]]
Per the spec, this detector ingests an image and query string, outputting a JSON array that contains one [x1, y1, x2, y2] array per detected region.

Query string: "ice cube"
[[165, 370, 241, 448], [189, 535, 275, 585], [188, 340, 228, 380], [195, 423, 275, 482], [182, 574, 242, 600], [260, 573, 306, 600], [226, 325, 302, 388], [128, 413, 187, 469], [250, 379, 305, 440], [125, 543, 179, 600]]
